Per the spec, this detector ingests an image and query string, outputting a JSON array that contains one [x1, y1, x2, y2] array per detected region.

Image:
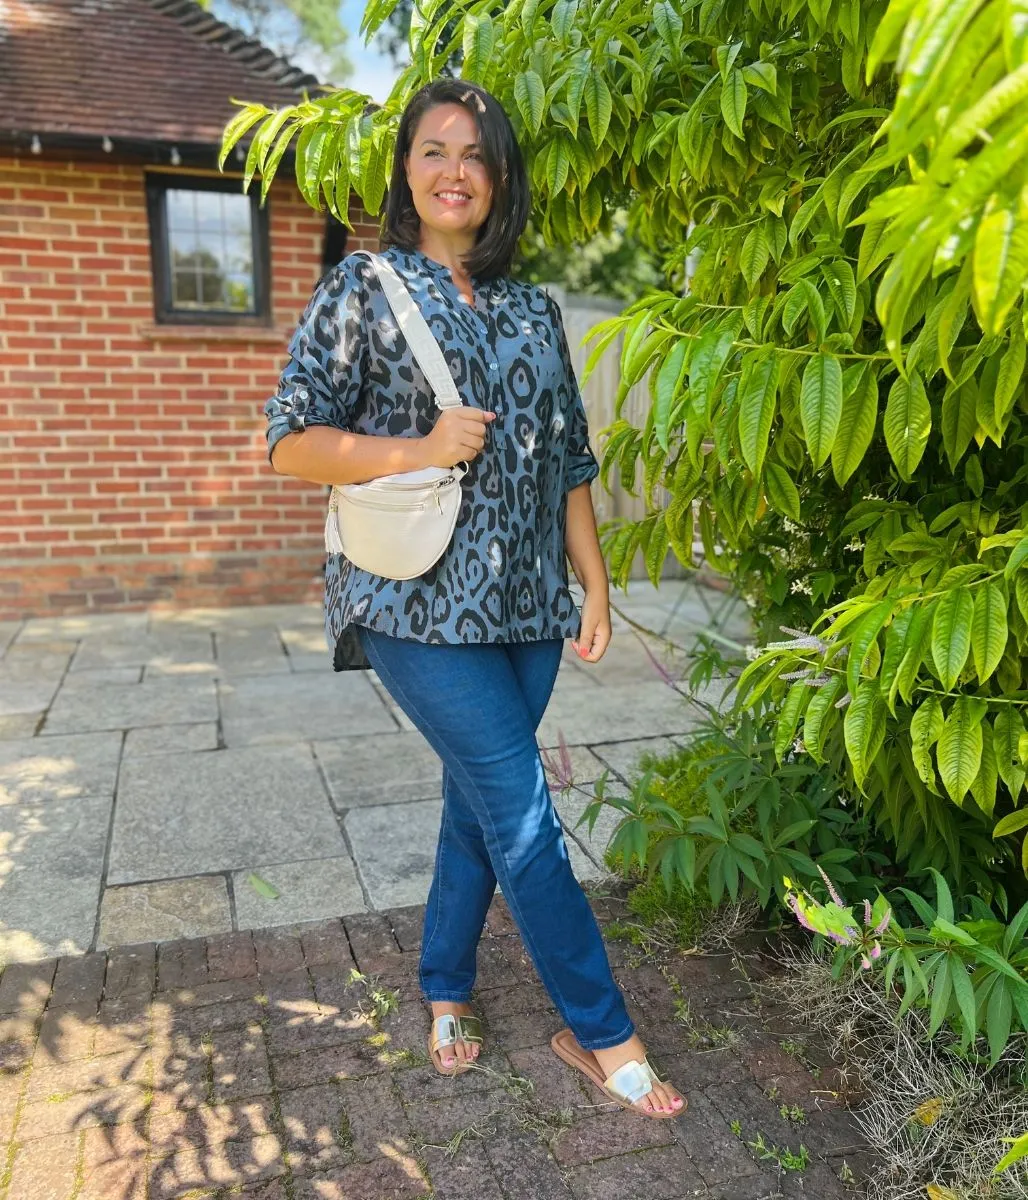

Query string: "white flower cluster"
[[844, 538, 864, 552], [790, 579, 813, 596]]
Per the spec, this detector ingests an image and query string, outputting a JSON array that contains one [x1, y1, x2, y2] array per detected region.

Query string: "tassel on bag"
[[324, 487, 345, 555]]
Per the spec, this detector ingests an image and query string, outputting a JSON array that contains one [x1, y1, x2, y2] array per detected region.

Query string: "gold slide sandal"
[[550, 1028, 686, 1119]]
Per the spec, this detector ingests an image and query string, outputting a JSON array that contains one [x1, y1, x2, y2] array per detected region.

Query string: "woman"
[[264, 79, 685, 1119]]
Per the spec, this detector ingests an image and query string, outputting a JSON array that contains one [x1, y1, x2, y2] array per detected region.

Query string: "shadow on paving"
[[0, 891, 875, 1199]]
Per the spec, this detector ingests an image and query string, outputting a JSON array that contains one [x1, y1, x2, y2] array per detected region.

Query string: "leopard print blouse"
[[264, 244, 600, 671]]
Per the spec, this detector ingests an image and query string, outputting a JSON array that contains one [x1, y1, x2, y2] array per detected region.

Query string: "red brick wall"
[[0, 152, 382, 618]]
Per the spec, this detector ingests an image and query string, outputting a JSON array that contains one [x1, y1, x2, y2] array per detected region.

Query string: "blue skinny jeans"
[[357, 626, 635, 1051]]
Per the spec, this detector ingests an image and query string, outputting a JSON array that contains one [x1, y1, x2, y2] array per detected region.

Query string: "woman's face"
[[404, 102, 493, 245]]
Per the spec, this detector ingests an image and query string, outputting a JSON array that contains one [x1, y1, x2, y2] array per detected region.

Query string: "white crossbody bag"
[[323, 251, 469, 580]]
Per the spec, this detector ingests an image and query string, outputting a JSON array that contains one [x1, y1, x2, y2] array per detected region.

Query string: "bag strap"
[[357, 251, 464, 411]]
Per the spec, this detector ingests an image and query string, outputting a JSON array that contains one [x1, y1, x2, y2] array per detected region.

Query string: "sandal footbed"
[[550, 1028, 686, 1119]]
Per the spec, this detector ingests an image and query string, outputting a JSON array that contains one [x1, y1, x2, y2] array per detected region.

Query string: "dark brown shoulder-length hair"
[[380, 79, 530, 283]]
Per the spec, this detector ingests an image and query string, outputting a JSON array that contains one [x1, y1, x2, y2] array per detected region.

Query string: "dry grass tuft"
[[762, 946, 1028, 1200]]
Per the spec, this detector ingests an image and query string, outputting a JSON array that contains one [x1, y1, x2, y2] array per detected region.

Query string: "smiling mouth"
[[435, 191, 471, 201]]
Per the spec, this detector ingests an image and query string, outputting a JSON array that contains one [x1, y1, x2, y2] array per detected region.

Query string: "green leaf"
[[765, 462, 801, 521], [804, 675, 845, 764], [884, 372, 931, 481], [832, 363, 878, 486], [928, 959, 954, 1038], [932, 589, 974, 690], [514, 70, 546, 135], [738, 354, 778, 476], [938, 260, 972, 381], [220, 104, 271, 171], [994, 708, 1027, 798], [911, 695, 944, 787], [949, 955, 977, 1045], [654, 339, 689, 452], [993, 809, 1028, 837], [941, 381, 978, 472], [995, 329, 1027, 421], [645, 515, 670, 586], [800, 352, 844, 469], [584, 73, 613, 145], [782, 285, 809, 337], [797, 278, 828, 344], [1006, 0, 1028, 68], [742, 61, 777, 94], [689, 328, 736, 422], [246, 871, 280, 899], [653, 0, 684, 48], [987, 980, 1013, 1066], [546, 136, 571, 194], [1004, 533, 1028, 578], [937, 696, 987, 804], [461, 13, 495, 80], [740, 223, 771, 286], [721, 70, 748, 138], [847, 600, 893, 696], [972, 583, 1009, 683], [844, 681, 887, 790], [857, 218, 891, 282], [821, 260, 857, 328], [973, 194, 1028, 336], [774, 681, 811, 762]]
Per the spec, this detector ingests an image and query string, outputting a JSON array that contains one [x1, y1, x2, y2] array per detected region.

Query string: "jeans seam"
[[418, 777, 449, 995], [361, 632, 618, 1045]]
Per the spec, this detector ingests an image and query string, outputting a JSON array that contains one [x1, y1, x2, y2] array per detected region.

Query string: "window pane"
[[164, 187, 255, 313], [172, 270, 199, 305]]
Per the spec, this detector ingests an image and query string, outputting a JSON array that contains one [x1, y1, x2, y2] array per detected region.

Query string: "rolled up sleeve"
[[265, 255, 369, 463], [547, 296, 600, 492]]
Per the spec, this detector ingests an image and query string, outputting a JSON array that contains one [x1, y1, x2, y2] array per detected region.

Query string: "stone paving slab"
[[109, 746, 349, 885], [0, 795, 112, 963], [314, 732, 442, 810], [229, 857, 366, 931], [0, 732, 122, 806], [217, 671, 396, 748], [43, 678, 218, 736], [0, 894, 872, 1200], [98, 877, 234, 949]]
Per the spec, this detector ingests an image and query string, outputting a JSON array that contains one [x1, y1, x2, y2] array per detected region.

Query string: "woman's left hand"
[[572, 590, 612, 663]]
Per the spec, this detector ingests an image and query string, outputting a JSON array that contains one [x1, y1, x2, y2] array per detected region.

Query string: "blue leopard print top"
[[264, 244, 600, 671]]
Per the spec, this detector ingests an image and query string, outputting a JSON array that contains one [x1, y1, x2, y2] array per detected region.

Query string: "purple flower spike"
[[817, 865, 845, 907]]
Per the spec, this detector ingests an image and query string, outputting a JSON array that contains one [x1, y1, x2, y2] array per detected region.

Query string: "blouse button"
[[488, 359, 498, 371]]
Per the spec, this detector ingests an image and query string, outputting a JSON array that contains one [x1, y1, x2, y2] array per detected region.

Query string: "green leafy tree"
[[204, 0, 352, 83], [222, 0, 1028, 900]]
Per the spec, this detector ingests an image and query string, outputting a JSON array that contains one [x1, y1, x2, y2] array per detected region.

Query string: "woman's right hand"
[[421, 407, 497, 468]]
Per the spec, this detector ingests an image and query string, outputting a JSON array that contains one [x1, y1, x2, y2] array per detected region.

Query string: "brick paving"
[[0, 891, 871, 1200]]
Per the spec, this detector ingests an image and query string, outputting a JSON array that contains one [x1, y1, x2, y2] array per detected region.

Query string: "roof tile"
[[0, 0, 325, 147]]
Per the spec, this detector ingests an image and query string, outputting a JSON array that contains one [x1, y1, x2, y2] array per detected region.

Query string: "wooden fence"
[[541, 284, 686, 580]]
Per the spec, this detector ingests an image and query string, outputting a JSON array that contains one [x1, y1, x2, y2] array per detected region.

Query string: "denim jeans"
[[357, 626, 635, 1051]]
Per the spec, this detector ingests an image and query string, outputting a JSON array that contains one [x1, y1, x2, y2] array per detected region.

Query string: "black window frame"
[[145, 171, 272, 326]]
